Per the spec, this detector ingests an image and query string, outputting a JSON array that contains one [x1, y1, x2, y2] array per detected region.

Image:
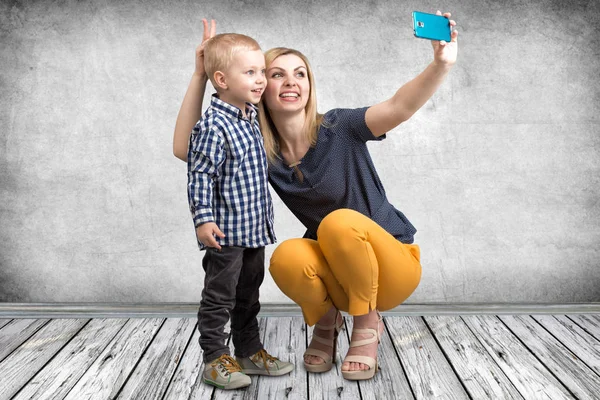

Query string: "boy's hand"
[[431, 11, 458, 67], [196, 222, 225, 250], [194, 19, 217, 79]]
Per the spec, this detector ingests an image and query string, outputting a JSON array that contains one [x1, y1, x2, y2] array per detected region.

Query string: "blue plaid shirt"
[[187, 95, 276, 249]]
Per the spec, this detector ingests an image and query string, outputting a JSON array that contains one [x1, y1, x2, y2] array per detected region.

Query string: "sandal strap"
[[349, 328, 378, 348], [311, 334, 336, 346], [314, 321, 338, 330], [343, 355, 376, 369], [304, 347, 332, 363]]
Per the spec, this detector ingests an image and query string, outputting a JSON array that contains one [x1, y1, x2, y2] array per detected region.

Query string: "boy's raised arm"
[[173, 19, 216, 161]]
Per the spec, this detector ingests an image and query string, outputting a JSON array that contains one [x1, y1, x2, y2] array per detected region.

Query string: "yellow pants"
[[269, 209, 422, 326]]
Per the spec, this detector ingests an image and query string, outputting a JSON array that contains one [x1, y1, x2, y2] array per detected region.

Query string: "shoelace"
[[251, 349, 279, 372], [212, 354, 242, 376]]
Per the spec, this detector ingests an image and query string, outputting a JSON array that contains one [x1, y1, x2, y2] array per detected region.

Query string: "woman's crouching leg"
[[269, 238, 349, 326], [317, 208, 422, 315]]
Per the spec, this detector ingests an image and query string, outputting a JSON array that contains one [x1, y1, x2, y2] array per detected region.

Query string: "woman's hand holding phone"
[[430, 11, 458, 67]]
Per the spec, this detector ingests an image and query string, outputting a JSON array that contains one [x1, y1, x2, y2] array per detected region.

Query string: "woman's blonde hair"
[[258, 48, 323, 164], [204, 33, 261, 90]]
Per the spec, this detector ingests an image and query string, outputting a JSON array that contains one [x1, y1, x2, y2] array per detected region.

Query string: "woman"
[[174, 15, 458, 380]]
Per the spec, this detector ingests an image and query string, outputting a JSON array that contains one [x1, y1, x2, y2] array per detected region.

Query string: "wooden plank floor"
[[1, 315, 599, 400]]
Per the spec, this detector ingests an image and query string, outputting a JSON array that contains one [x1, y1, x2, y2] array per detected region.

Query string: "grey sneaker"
[[237, 349, 295, 376], [203, 354, 251, 389]]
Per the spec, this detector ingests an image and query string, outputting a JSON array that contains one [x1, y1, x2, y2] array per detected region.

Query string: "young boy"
[[187, 33, 293, 390]]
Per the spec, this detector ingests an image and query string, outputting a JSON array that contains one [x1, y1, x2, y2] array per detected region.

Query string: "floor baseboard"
[[1, 302, 599, 319]]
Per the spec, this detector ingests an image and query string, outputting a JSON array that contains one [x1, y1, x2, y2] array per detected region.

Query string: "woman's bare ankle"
[[318, 305, 338, 325], [352, 308, 379, 328]]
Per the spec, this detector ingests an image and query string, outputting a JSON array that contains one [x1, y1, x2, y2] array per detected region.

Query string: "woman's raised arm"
[[365, 11, 458, 137], [173, 19, 216, 161]]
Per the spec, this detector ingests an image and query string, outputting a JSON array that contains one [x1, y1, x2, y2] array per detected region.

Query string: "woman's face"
[[264, 54, 310, 115]]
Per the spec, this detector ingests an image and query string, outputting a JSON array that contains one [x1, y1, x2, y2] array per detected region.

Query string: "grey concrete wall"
[[1, 0, 599, 303]]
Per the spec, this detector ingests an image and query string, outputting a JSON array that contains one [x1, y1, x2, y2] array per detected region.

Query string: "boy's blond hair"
[[204, 33, 262, 90]]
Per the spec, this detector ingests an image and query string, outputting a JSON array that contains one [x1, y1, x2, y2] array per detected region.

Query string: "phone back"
[[412, 11, 451, 42]]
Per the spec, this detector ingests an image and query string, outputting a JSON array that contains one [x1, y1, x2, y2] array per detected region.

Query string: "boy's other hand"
[[194, 19, 217, 79], [196, 222, 225, 250]]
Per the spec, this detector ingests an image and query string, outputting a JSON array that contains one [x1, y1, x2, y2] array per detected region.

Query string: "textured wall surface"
[[1, 0, 599, 303]]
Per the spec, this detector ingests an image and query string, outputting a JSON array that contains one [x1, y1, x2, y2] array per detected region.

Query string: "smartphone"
[[412, 11, 451, 42]]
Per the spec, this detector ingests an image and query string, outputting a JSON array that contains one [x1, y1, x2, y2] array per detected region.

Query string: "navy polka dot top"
[[268, 107, 417, 244]]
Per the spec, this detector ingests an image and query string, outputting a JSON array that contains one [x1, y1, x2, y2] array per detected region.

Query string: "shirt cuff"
[[190, 206, 214, 227]]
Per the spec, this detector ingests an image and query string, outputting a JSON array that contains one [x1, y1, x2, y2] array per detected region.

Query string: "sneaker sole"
[[242, 364, 295, 376], [203, 378, 251, 390]]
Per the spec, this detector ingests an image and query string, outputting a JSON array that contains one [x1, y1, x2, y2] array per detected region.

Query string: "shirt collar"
[[210, 94, 258, 121]]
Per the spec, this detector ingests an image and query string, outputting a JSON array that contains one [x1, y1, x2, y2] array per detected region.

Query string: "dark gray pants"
[[198, 246, 265, 363]]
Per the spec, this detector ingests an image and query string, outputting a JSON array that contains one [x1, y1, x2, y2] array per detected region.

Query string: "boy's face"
[[220, 49, 266, 109]]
